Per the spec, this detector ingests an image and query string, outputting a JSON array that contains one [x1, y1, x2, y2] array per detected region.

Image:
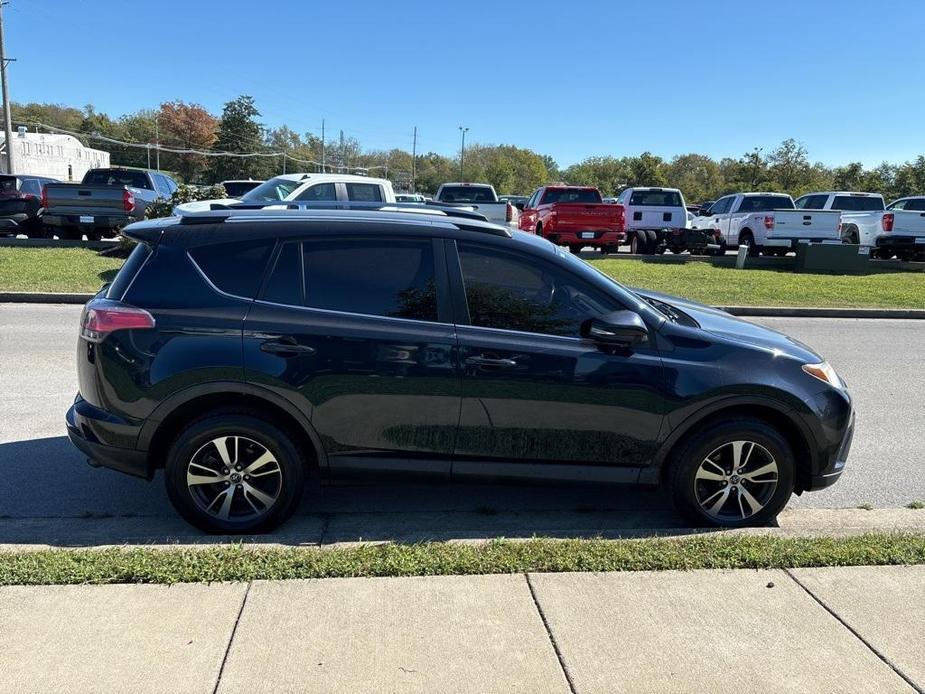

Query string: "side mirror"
[[580, 310, 648, 348]]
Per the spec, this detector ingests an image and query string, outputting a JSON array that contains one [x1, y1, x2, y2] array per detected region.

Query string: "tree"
[[562, 156, 632, 196], [666, 153, 725, 203], [767, 138, 812, 193], [208, 95, 272, 182], [628, 152, 668, 187], [158, 101, 217, 181]]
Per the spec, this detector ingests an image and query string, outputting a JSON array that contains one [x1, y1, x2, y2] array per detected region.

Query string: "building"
[[0, 129, 109, 181]]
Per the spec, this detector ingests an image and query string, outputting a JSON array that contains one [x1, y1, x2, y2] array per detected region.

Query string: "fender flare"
[[136, 381, 328, 469]]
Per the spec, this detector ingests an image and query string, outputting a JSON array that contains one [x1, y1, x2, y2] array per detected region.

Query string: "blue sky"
[[8, 0, 925, 168]]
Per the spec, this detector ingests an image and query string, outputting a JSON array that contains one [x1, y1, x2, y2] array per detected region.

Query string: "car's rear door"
[[446, 239, 665, 482], [243, 223, 460, 478]]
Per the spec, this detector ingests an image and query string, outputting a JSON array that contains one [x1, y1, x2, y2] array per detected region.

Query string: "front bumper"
[[66, 396, 150, 479], [805, 400, 854, 491]]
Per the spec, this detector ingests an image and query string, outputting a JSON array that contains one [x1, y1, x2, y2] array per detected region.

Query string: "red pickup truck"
[[519, 185, 625, 254]]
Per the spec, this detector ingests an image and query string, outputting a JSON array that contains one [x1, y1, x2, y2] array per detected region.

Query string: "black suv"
[[66, 210, 854, 533]]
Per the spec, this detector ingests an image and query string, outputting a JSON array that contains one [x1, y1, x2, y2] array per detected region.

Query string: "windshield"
[[543, 188, 602, 204], [629, 190, 683, 207], [438, 185, 496, 203], [241, 177, 303, 202], [832, 195, 884, 212]]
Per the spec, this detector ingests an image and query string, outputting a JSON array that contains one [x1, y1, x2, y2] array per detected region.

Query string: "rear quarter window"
[[189, 239, 275, 298], [106, 243, 152, 299]]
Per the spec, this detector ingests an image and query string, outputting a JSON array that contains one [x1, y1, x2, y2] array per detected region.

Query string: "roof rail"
[[178, 200, 491, 223]]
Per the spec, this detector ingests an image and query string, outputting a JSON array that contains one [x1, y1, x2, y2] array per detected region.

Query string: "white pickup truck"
[[433, 182, 519, 227], [795, 191, 925, 259], [691, 192, 841, 256], [176, 173, 397, 214]]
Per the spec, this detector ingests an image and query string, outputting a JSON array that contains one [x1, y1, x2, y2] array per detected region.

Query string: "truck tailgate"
[[628, 207, 684, 229], [555, 203, 621, 230], [467, 202, 509, 224], [769, 210, 840, 241], [44, 183, 129, 215], [892, 210, 925, 235]]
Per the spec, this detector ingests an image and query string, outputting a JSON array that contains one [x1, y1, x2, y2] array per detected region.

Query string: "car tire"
[[59, 225, 82, 241], [164, 411, 306, 534], [569, 245, 582, 255], [667, 417, 795, 528], [739, 230, 759, 257], [841, 225, 859, 245], [630, 232, 644, 255]]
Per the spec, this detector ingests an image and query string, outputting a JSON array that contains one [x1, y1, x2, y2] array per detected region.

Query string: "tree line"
[[12, 95, 925, 203]]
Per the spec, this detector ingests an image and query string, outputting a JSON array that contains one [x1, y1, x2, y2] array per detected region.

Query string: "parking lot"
[[2, 303, 922, 547]]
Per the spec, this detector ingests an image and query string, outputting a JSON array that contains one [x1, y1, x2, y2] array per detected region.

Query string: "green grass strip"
[[2, 533, 923, 585]]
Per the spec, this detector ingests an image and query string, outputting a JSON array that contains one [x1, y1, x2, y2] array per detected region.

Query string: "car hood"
[[633, 289, 822, 363]]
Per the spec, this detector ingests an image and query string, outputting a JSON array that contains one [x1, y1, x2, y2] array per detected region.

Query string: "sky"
[[7, 0, 925, 169]]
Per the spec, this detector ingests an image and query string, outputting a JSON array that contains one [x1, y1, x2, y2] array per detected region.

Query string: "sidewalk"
[[1, 565, 922, 693]]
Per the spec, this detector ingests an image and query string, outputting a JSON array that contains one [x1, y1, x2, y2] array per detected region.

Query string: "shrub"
[[145, 183, 227, 219]]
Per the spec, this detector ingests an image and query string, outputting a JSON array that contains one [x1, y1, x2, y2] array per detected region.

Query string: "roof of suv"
[[123, 209, 514, 246]]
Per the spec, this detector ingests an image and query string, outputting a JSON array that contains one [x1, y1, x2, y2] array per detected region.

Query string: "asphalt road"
[[1, 304, 923, 544]]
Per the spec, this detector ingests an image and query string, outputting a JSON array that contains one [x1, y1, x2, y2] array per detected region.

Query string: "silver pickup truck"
[[43, 168, 177, 240]]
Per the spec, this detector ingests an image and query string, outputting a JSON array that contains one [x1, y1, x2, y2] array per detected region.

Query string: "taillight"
[[40, 185, 48, 209], [81, 304, 155, 342], [615, 204, 625, 231], [882, 213, 894, 232], [763, 215, 775, 231], [505, 202, 513, 222], [123, 189, 135, 213]]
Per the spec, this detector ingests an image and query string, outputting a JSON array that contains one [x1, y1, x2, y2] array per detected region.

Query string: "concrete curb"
[[0, 292, 94, 304], [3, 293, 923, 318]]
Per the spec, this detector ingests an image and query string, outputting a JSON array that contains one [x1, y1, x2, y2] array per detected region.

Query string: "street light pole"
[[0, 1, 16, 175], [458, 126, 469, 181]]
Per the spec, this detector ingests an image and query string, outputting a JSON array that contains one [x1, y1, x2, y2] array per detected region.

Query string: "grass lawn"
[[0, 248, 123, 293], [2, 533, 924, 585], [0, 247, 923, 308], [589, 258, 925, 309]]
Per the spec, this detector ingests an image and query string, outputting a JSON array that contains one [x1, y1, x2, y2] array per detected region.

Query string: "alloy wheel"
[[185, 435, 283, 523], [693, 440, 779, 522]]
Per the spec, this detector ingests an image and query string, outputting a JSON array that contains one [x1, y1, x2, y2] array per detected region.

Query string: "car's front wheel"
[[668, 418, 795, 527], [164, 412, 306, 534]]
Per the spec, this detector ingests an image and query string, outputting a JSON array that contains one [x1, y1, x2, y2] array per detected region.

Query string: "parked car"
[[0, 174, 59, 236], [66, 208, 853, 533], [519, 185, 625, 254], [795, 191, 925, 259], [395, 193, 427, 204], [499, 194, 529, 211], [220, 179, 264, 197], [43, 168, 178, 240], [176, 173, 397, 214], [691, 192, 841, 256], [433, 182, 518, 227], [616, 186, 717, 255]]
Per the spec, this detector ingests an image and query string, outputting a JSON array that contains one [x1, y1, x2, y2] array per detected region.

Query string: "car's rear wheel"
[[164, 412, 306, 534], [630, 232, 644, 255], [739, 230, 759, 257], [668, 418, 795, 527], [569, 245, 582, 254], [841, 225, 859, 245]]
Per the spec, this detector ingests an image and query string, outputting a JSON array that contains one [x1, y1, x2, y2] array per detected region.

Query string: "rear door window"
[[345, 183, 383, 202], [261, 242, 303, 306], [302, 238, 438, 321], [189, 239, 275, 298], [906, 199, 925, 211]]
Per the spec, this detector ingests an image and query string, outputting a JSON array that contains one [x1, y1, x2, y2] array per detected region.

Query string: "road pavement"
[[1, 304, 923, 545]]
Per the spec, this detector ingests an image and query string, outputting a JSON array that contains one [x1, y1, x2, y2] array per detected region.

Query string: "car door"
[[703, 196, 732, 241], [447, 239, 666, 482], [243, 226, 460, 478]]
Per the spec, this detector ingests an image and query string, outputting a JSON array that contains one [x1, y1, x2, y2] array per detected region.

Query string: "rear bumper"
[[66, 396, 151, 479], [876, 235, 925, 251], [0, 213, 29, 226], [546, 229, 625, 246], [45, 213, 135, 228]]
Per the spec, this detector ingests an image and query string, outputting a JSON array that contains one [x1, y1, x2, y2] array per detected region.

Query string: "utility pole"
[[0, 1, 16, 175], [411, 126, 417, 192], [154, 113, 160, 170], [146, 143, 151, 169], [458, 126, 469, 182], [320, 119, 325, 173], [339, 129, 345, 172]]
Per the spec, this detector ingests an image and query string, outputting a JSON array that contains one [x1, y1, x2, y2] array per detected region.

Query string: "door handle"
[[465, 355, 518, 369], [260, 340, 316, 356]]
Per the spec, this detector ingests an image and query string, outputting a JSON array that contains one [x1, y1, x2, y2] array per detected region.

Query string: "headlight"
[[802, 361, 843, 390]]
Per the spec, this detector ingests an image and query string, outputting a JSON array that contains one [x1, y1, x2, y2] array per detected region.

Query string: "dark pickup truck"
[[42, 168, 178, 239]]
